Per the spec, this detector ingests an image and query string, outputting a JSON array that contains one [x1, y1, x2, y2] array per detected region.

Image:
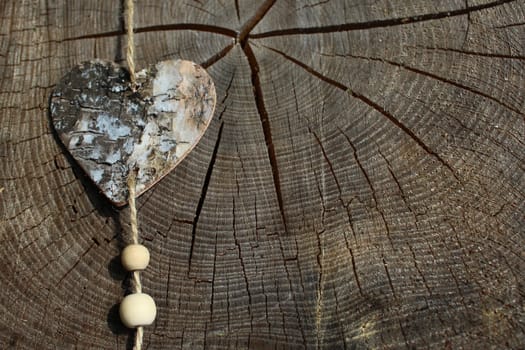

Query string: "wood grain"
[[0, 1, 524, 349]]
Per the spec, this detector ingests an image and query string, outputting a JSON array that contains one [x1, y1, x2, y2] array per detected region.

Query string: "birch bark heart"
[[50, 60, 216, 206]]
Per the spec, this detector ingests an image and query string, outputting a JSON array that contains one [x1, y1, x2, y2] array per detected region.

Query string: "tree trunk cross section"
[[0, 1, 523, 349]]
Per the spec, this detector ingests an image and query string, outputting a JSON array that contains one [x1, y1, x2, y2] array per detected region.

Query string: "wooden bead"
[[121, 244, 150, 271], [119, 293, 157, 328]]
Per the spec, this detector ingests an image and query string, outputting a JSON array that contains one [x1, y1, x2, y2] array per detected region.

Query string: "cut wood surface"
[[1, 1, 524, 349]]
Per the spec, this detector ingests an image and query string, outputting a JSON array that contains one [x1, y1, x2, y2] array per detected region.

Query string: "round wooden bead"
[[119, 293, 157, 328], [121, 244, 150, 271]]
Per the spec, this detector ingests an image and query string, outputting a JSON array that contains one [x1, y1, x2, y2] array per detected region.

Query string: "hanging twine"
[[125, 2, 144, 348], [121, 3, 158, 350], [127, 171, 144, 350], [125, 0, 137, 87], [127, 170, 139, 247], [127, 171, 143, 296]]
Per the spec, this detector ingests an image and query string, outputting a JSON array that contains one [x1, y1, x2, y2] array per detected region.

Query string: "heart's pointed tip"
[[111, 201, 127, 208], [112, 198, 132, 208]]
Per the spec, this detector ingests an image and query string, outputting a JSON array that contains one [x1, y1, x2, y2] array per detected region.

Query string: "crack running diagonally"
[[230, 0, 290, 231], [237, 0, 276, 44], [187, 122, 224, 276], [251, 0, 516, 38], [263, 45, 461, 183], [326, 51, 525, 118], [242, 42, 288, 232]]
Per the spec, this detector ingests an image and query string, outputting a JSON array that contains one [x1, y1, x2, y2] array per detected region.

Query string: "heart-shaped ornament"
[[50, 60, 216, 206]]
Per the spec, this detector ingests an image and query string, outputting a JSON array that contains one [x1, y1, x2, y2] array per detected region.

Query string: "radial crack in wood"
[[1, 1, 524, 349]]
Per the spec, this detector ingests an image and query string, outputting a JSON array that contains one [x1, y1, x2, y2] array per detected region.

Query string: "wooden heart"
[[50, 60, 216, 206]]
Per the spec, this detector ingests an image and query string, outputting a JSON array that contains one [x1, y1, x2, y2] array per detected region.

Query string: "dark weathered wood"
[[50, 59, 216, 206], [1, 1, 524, 349]]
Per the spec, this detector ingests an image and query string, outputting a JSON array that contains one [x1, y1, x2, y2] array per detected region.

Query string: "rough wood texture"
[[1, 1, 524, 349], [50, 60, 216, 206]]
